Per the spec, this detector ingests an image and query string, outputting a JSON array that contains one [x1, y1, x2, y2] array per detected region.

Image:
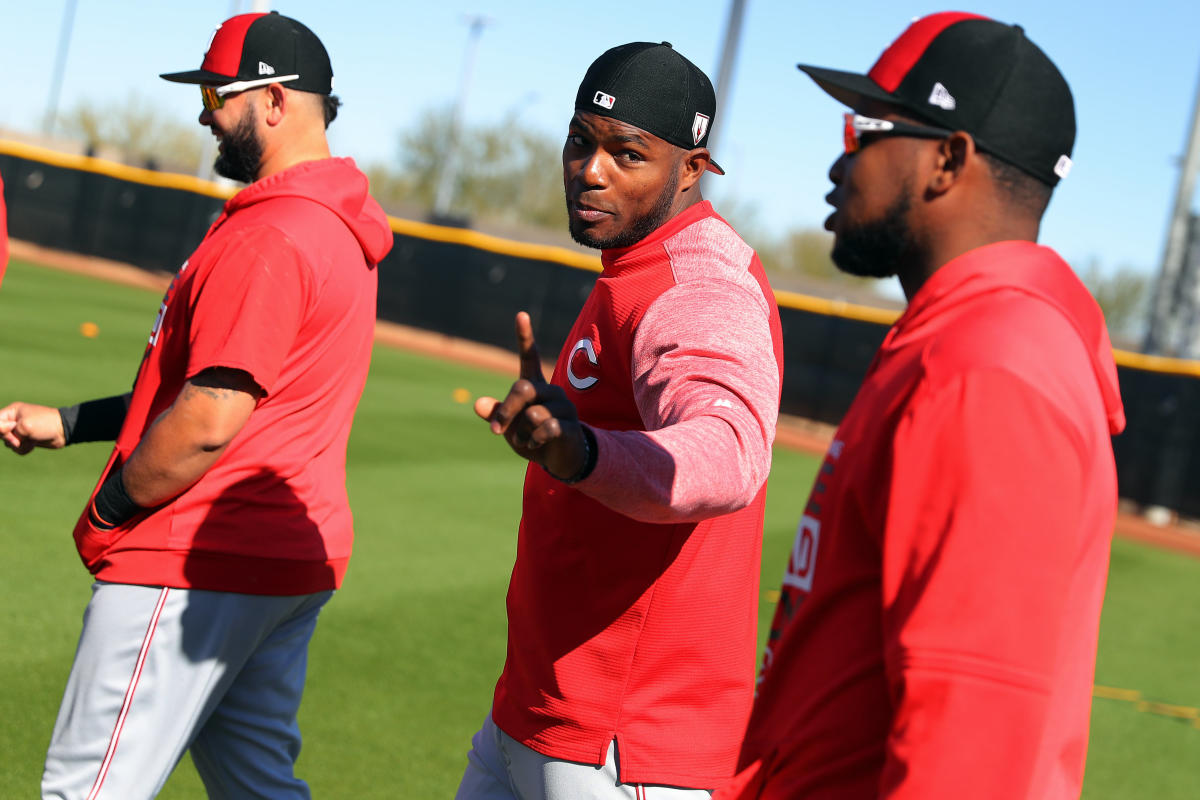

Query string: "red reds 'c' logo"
[[567, 338, 600, 390]]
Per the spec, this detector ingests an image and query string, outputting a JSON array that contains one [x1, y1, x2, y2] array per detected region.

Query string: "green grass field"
[[1, 258, 1197, 797]]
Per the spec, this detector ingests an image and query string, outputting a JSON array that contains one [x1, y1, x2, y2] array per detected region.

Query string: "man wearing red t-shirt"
[[0, 13, 391, 798], [456, 42, 784, 799], [719, 13, 1124, 800]]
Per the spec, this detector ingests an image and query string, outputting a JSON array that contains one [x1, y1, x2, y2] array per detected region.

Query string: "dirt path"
[[11, 239, 1199, 559]]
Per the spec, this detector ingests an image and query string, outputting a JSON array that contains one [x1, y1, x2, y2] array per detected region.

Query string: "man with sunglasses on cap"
[[0, 11, 391, 798], [458, 42, 784, 799], [718, 12, 1125, 800]]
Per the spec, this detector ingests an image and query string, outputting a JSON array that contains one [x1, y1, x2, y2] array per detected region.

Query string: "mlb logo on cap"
[[593, 91, 616, 110]]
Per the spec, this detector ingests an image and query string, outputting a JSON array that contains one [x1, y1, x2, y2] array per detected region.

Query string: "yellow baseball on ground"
[[452, 387, 472, 404], [80, 322, 100, 338]]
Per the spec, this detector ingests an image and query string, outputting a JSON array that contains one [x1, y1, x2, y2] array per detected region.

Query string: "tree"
[[373, 105, 565, 229], [1079, 259, 1150, 345], [59, 93, 207, 173], [371, 106, 891, 301], [713, 195, 885, 292]]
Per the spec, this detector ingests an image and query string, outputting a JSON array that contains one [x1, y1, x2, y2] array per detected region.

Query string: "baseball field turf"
[[1, 257, 1197, 798]]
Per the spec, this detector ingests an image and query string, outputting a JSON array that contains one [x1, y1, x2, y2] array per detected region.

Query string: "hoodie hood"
[[223, 157, 393, 265], [896, 240, 1125, 435]]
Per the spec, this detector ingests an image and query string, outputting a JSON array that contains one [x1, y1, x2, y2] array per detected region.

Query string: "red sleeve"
[[879, 368, 1091, 799], [579, 278, 780, 522], [186, 226, 312, 395]]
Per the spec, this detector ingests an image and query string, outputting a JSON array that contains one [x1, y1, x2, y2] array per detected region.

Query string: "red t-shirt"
[[493, 202, 784, 789], [719, 242, 1125, 800], [72, 158, 393, 595]]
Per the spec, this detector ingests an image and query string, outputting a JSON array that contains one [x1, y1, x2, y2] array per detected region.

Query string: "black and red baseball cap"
[[161, 11, 333, 95], [576, 42, 725, 175], [799, 12, 1074, 186]]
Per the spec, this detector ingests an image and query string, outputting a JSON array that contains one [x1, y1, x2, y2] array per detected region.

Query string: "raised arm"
[[577, 278, 781, 522]]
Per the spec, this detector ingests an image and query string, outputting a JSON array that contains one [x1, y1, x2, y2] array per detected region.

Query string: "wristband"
[[59, 395, 129, 445], [558, 424, 598, 485], [89, 467, 144, 530]]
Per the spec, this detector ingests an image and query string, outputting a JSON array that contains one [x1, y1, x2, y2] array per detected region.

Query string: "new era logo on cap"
[[593, 91, 616, 110], [797, 12, 1076, 186], [928, 82, 955, 110], [258, 61, 275, 75]]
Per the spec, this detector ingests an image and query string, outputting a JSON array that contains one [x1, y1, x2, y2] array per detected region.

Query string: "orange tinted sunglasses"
[[199, 74, 300, 111], [843, 113, 954, 155]]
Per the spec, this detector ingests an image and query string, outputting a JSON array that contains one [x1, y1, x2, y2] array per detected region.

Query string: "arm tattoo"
[[186, 368, 264, 402]]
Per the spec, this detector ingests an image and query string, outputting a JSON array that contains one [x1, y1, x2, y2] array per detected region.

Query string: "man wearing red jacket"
[[720, 13, 1125, 800], [0, 13, 391, 798], [459, 42, 784, 799]]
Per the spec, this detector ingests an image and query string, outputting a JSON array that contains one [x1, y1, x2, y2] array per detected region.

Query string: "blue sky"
[[3, 0, 1199, 281]]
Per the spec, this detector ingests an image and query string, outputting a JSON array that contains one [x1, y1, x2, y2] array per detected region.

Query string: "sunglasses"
[[200, 74, 300, 111], [842, 113, 955, 155]]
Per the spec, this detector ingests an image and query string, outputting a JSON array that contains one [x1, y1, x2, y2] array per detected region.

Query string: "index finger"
[[515, 311, 546, 384]]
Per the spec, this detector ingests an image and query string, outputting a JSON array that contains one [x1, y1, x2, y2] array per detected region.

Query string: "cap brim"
[[706, 159, 725, 176], [797, 64, 896, 112], [160, 69, 235, 85]]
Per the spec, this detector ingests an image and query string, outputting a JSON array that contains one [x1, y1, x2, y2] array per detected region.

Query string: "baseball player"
[[0, 12, 392, 798], [457, 42, 784, 799], [718, 12, 1125, 800]]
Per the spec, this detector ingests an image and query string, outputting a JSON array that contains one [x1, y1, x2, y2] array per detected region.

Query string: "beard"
[[567, 168, 680, 250], [213, 107, 263, 184], [831, 190, 921, 279]]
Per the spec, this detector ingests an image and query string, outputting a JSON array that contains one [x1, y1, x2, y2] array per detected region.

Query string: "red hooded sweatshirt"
[[722, 241, 1126, 800], [72, 157, 393, 595]]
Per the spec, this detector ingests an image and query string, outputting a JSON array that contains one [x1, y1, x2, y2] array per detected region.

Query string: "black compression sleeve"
[[89, 467, 144, 530], [58, 394, 131, 445]]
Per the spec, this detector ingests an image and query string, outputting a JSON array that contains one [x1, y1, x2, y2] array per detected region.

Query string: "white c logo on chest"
[[567, 338, 599, 390]]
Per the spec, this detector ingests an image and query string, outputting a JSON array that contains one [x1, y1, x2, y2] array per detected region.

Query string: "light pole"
[[43, 0, 80, 137], [432, 15, 492, 221], [702, 0, 747, 191]]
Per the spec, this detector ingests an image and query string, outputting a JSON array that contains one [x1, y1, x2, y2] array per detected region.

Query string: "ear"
[[678, 148, 711, 192], [262, 83, 287, 127], [927, 131, 976, 196]]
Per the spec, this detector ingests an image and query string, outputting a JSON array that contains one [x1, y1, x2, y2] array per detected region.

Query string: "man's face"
[[824, 108, 924, 279], [563, 112, 683, 250], [200, 89, 264, 183]]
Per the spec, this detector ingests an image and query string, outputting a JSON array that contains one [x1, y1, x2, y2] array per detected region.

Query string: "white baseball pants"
[[41, 582, 332, 800], [455, 713, 713, 800]]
